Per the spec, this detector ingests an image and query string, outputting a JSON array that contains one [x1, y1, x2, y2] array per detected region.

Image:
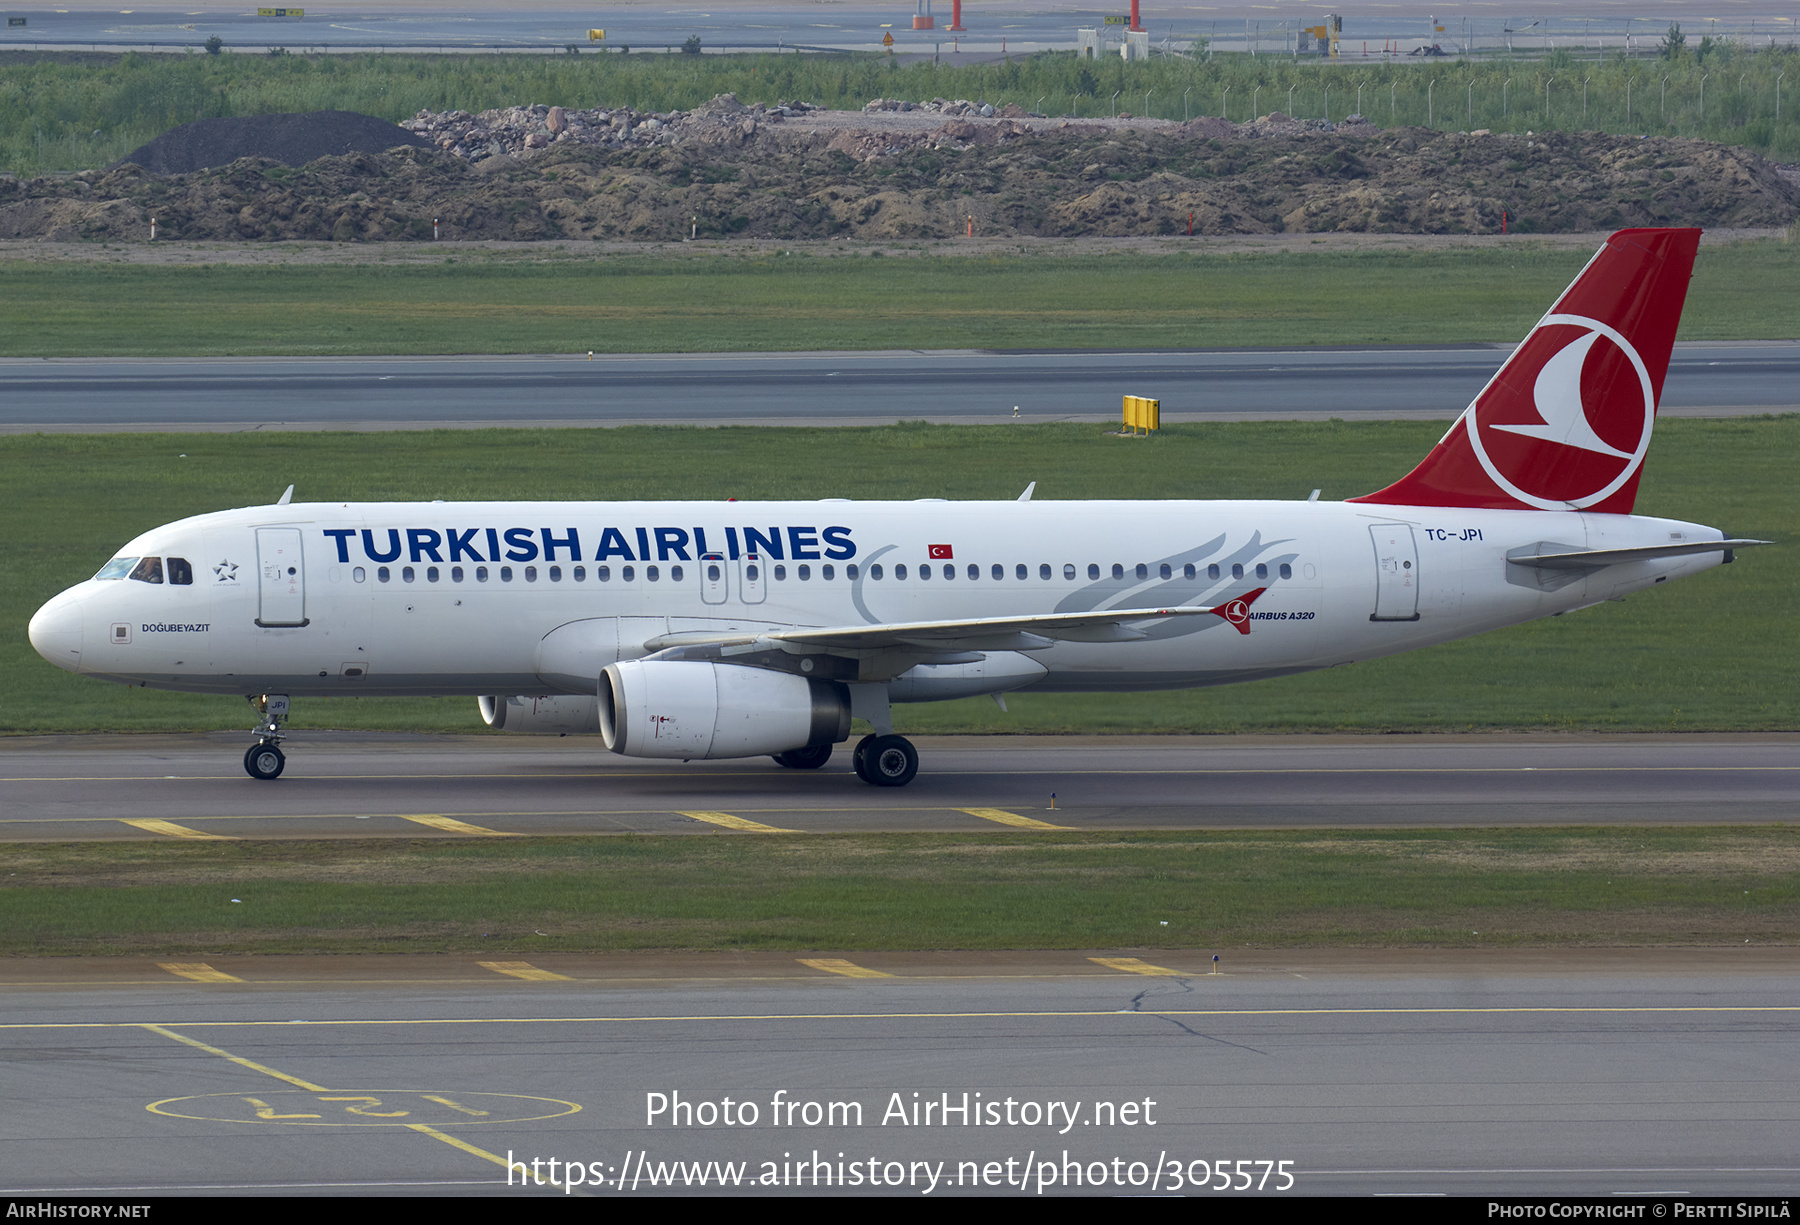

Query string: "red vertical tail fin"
[[1349, 228, 1700, 513]]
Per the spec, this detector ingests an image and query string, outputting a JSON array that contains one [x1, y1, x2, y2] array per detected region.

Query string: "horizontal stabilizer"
[[1506, 539, 1771, 571]]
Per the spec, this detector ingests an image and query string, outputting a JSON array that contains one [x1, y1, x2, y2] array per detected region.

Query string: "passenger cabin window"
[[1063, 564, 1076, 580], [1159, 563, 1171, 580], [670, 565, 684, 582], [1255, 563, 1268, 580], [353, 567, 366, 583], [167, 557, 193, 585], [597, 566, 610, 582], [549, 566, 562, 582], [894, 564, 907, 580], [128, 557, 163, 584], [1110, 563, 1123, 580], [1232, 563, 1244, 579], [1087, 564, 1100, 580], [1183, 564, 1196, 580], [1136, 563, 1149, 581], [476, 566, 489, 582], [402, 566, 416, 583], [1280, 563, 1292, 580], [822, 564, 835, 581]]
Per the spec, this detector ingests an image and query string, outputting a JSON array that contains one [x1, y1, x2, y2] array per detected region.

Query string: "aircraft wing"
[[642, 604, 1219, 654]]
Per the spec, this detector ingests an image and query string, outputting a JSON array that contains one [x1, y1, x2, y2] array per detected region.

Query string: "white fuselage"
[[29, 498, 1726, 702]]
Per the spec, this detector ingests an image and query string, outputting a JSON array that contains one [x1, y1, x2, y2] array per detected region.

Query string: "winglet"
[[1018, 481, 1036, 502], [276, 484, 294, 505]]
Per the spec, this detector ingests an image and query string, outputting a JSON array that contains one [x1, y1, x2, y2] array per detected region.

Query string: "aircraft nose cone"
[[28, 592, 84, 673]]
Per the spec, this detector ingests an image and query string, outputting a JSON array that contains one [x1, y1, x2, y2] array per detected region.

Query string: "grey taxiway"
[[4, 342, 1797, 433]]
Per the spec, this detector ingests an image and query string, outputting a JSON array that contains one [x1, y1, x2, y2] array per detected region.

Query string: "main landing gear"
[[244, 693, 290, 781], [852, 734, 919, 788]]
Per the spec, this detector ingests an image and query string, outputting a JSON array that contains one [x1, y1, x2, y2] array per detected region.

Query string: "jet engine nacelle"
[[478, 694, 602, 734], [599, 660, 851, 759]]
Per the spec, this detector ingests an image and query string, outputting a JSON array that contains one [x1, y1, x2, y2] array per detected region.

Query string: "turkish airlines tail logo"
[[1350, 228, 1699, 515], [1210, 587, 1267, 635]]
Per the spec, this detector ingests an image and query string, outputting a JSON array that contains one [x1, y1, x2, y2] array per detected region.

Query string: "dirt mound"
[[6, 100, 1793, 243], [115, 110, 430, 175]]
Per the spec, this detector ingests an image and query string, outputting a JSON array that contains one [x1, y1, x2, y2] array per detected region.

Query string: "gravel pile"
[[115, 110, 429, 174]]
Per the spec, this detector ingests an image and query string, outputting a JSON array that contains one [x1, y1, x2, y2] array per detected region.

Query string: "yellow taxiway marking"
[[798, 958, 894, 979], [958, 806, 1071, 830], [139, 1024, 548, 1183], [399, 814, 512, 836], [142, 1023, 323, 1089], [121, 818, 235, 840], [678, 810, 797, 833], [476, 961, 572, 982], [405, 1122, 532, 1177], [1090, 957, 1186, 976], [157, 962, 243, 983]]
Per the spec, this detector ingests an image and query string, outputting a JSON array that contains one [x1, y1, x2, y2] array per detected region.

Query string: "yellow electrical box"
[[588, 28, 606, 41], [1123, 395, 1160, 434]]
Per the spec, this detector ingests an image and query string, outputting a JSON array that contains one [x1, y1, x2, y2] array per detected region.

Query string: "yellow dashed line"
[[1090, 957, 1186, 977], [157, 962, 243, 983], [476, 961, 572, 982], [121, 818, 235, 840], [958, 807, 1071, 830], [399, 814, 512, 836], [798, 958, 894, 979], [678, 810, 797, 833]]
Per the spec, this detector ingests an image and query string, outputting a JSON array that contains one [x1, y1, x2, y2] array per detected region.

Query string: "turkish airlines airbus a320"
[[29, 228, 1766, 786]]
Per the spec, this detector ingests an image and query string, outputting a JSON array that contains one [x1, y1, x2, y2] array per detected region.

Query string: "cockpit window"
[[127, 557, 164, 584], [167, 557, 193, 585], [94, 557, 136, 580]]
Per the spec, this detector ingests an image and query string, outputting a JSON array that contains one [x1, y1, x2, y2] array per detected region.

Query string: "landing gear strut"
[[244, 693, 290, 781], [852, 733, 919, 787]]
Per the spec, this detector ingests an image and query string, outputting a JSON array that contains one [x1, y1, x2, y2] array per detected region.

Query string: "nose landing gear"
[[244, 693, 290, 780]]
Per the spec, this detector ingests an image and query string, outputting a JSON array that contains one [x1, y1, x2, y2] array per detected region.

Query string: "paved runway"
[[4, 343, 1797, 432], [3, 950, 1797, 1196], [4, 733, 1796, 840]]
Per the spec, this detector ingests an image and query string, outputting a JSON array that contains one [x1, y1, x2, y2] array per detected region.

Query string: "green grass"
[[6, 417, 1794, 734], [2, 240, 1798, 356], [3, 829, 1794, 955], [4, 44, 1798, 176]]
